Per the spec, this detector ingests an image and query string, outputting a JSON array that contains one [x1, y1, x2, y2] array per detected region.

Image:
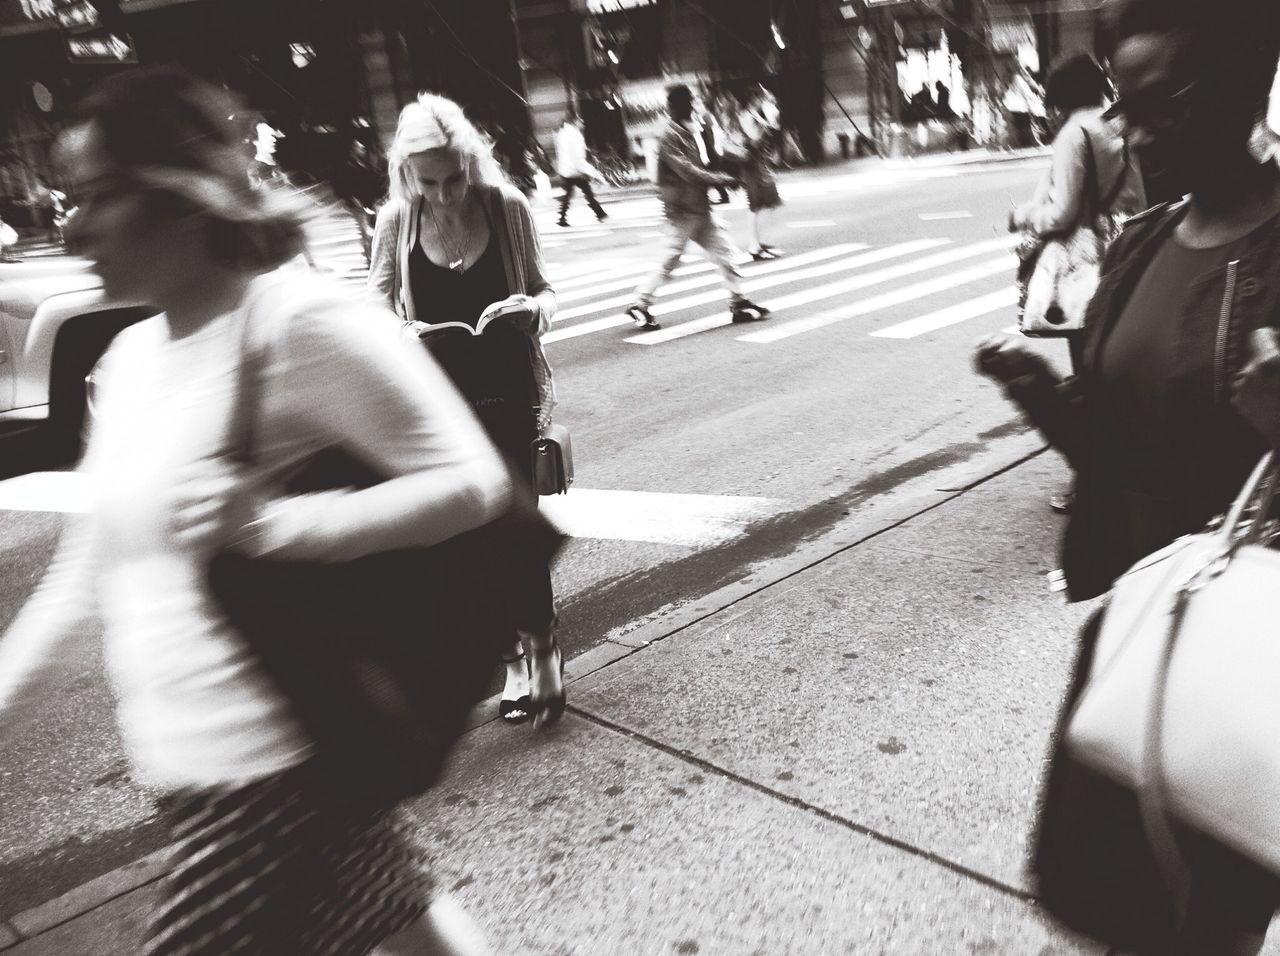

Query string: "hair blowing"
[[74, 65, 306, 271], [387, 93, 510, 206]]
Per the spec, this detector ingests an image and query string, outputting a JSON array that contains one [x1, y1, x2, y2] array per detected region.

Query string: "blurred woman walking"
[[0, 67, 505, 956]]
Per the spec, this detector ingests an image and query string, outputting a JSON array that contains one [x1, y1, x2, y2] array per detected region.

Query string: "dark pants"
[[558, 176, 604, 221]]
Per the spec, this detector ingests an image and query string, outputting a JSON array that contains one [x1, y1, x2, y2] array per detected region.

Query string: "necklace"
[[426, 201, 469, 274]]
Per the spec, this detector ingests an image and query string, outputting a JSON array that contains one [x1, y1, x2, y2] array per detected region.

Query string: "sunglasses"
[[1102, 82, 1197, 130]]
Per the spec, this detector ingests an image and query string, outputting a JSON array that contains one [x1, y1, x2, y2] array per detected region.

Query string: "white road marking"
[[552, 251, 747, 294], [0, 472, 89, 514], [555, 243, 865, 307], [918, 211, 974, 221], [737, 256, 1017, 343], [627, 237, 1012, 345], [869, 287, 1019, 339], [0, 472, 776, 548], [539, 489, 778, 546], [553, 238, 948, 327], [786, 220, 838, 228]]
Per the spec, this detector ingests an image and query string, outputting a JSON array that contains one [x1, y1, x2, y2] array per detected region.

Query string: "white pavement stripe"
[[555, 243, 865, 307], [552, 249, 755, 294], [737, 256, 1016, 344], [538, 489, 777, 546], [0, 472, 775, 546], [625, 238, 1009, 345], [918, 211, 973, 221], [0, 472, 88, 513], [553, 238, 947, 326], [869, 287, 1019, 339], [787, 220, 837, 228], [543, 314, 632, 343]]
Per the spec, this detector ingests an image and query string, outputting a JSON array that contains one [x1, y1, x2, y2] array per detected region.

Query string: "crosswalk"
[[540, 233, 1020, 348]]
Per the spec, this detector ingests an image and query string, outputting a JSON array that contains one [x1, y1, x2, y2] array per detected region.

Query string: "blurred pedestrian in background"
[[735, 86, 786, 260], [978, 0, 1280, 949], [0, 66, 506, 956], [626, 84, 769, 332], [699, 93, 733, 206], [1007, 51, 1147, 514], [554, 114, 606, 227], [369, 93, 565, 728]]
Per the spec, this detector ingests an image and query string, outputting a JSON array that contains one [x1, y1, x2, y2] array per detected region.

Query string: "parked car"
[[0, 257, 156, 464]]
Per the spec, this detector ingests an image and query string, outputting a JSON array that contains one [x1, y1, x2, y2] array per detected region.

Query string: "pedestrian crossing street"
[[541, 232, 1020, 347]]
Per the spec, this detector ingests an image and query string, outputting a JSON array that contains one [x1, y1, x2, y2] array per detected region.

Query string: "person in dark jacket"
[[977, 0, 1280, 951]]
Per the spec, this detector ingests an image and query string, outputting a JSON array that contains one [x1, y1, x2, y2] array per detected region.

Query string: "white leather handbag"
[[1066, 453, 1280, 883]]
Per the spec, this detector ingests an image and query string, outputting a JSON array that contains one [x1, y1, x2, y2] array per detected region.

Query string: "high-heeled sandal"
[[528, 638, 566, 726], [499, 652, 532, 724]]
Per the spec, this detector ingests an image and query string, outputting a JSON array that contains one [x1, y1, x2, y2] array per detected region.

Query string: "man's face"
[[1110, 34, 1195, 182], [1110, 31, 1255, 187]]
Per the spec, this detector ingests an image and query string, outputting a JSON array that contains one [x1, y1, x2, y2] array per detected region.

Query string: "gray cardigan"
[[368, 183, 557, 427]]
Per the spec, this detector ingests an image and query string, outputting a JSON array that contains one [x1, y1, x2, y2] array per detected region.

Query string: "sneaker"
[[626, 305, 660, 331], [556, 218, 569, 228], [730, 298, 770, 322], [596, 212, 608, 222]]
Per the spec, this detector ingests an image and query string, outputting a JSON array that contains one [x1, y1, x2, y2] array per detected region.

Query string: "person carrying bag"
[[1033, 452, 1280, 953], [1018, 133, 1135, 337]]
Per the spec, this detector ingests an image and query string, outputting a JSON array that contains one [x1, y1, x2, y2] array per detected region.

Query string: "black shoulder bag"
[[207, 300, 564, 805]]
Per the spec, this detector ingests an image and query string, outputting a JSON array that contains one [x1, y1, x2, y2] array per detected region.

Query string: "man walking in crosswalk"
[[626, 84, 769, 331], [556, 115, 607, 227]]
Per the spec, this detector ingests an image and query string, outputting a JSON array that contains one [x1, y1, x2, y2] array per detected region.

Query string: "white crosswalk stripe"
[[552, 238, 948, 329], [622, 238, 1009, 345], [869, 287, 1020, 339], [736, 256, 1017, 344], [554, 242, 867, 307]]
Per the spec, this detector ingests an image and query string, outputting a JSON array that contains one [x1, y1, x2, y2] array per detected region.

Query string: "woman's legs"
[[374, 896, 493, 956]]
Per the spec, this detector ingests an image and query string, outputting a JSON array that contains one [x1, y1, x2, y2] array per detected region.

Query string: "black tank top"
[[407, 213, 536, 472], [407, 228, 510, 329]]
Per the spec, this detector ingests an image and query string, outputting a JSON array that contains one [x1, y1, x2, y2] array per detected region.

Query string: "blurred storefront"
[[515, 0, 839, 172], [0, 0, 384, 214]]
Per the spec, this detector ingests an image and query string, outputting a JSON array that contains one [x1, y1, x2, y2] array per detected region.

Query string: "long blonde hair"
[[387, 93, 509, 204]]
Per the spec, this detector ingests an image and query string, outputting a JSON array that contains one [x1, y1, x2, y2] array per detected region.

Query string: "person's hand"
[[1232, 328, 1280, 449], [170, 457, 262, 557], [479, 294, 539, 330], [973, 334, 1050, 385], [1007, 206, 1024, 233]]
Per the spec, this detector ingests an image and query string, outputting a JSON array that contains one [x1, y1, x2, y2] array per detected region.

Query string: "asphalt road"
[[0, 155, 1057, 916]]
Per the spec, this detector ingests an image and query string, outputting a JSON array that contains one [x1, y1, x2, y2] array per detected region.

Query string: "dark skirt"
[[740, 158, 782, 213], [145, 761, 432, 956], [421, 325, 557, 636]]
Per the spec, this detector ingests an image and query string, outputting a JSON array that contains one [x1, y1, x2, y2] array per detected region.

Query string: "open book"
[[413, 298, 534, 336]]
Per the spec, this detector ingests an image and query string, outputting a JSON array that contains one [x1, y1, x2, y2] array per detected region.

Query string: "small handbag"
[[1034, 454, 1280, 949], [1019, 133, 1129, 338], [208, 295, 565, 805], [531, 415, 573, 496]]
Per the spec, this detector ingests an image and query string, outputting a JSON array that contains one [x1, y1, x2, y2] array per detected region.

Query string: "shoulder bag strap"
[[223, 283, 268, 467], [1079, 129, 1101, 226]]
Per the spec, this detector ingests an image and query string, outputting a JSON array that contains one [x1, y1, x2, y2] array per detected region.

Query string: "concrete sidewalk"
[[3, 434, 1142, 955]]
